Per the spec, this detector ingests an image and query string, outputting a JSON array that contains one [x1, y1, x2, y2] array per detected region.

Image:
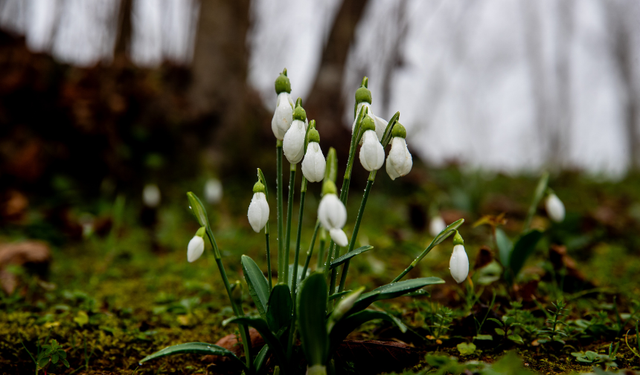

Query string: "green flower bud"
[[391, 123, 407, 139], [187, 192, 208, 228], [275, 68, 291, 94]]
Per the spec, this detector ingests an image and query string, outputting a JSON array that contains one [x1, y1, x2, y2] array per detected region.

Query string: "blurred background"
[[1, 0, 640, 232]]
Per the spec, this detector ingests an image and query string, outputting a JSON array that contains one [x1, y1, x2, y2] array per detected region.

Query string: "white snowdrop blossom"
[[301, 142, 326, 182], [283, 119, 306, 164], [449, 244, 469, 283], [545, 193, 565, 223], [318, 192, 348, 247], [204, 178, 223, 204], [187, 233, 205, 263], [359, 130, 385, 171], [248, 192, 270, 233], [386, 137, 413, 180], [271, 92, 294, 140], [142, 183, 161, 208], [352, 102, 386, 142], [429, 216, 446, 237]]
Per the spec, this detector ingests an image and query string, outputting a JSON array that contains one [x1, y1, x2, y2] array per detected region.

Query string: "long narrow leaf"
[[253, 344, 270, 375], [352, 277, 444, 313], [298, 273, 329, 366], [509, 229, 543, 278], [330, 246, 373, 269], [267, 284, 292, 335], [241, 255, 270, 319], [139, 342, 247, 371], [495, 228, 513, 266]]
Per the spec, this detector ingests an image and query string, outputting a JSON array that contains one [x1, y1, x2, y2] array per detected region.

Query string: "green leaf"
[[139, 342, 247, 371], [508, 334, 524, 345], [433, 219, 464, 247], [329, 310, 407, 353], [324, 148, 338, 183], [523, 172, 549, 230], [266, 284, 292, 335], [508, 230, 543, 278], [456, 342, 476, 356], [329, 290, 351, 300], [288, 264, 306, 288], [495, 328, 506, 336], [38, 356, 49, 368], [487, 318, 503, 327], [74, 311, 89, 327], [352, 277, 444, 313], [329, 246, 373, 269], [186, 192, 209, 228], [253, 344, 270, 374], [298, 273, 329, 366], [225, 317, 287, 370], [51, 354, 59, 364], [495, 228, 513, 267], [474, 334, 493, 341], [241, 255, 270, 319]]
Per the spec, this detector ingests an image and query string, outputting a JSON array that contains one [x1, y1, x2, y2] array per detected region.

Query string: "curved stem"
[[284, 164, 296, 285], [277, 141, 285, 283]]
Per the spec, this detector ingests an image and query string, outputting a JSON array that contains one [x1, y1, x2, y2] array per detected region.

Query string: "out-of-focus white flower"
[[271, 70, 294, 140], [545, 193, 565, 223], [248, 182, 270, 233], [142, 184, 161, 208], [429, 216, 446, 237], [301, 129, 326, 182], [359, 123, 385, 171], [449, 232, 469, 283], [385, 124, 412, 180], [188, 227, 206, 263], [204, 178, 223, 204], [318, 181, 349, 247], [283, 102, 307, 164]]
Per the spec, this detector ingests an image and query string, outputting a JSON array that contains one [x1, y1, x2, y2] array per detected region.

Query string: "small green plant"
[[23, 338, 70, 375], [571, 342, 619, 370], [139, 72, 467, 374], [536, 300, 569, 345]]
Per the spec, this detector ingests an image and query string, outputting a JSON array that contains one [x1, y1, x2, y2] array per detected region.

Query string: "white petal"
[[545, 194, 565, 222], [330, 229, 349, 247], [373, 115, 387, 141], [449, 244, 469, 283], [204, 178, 223, 204], [301, 142, 326, 182], [318, 194, 347, 231], [351, 102, 371, 135], [283, 120, 306, 164], [187, 236, 205, 262], [359, 131, 385, 171], [271, 92, 294, 140], [248, 192, 269, 232], [142, 184, 161, 207], [429, 216, 446, 237], [386, 137, 413, 179]]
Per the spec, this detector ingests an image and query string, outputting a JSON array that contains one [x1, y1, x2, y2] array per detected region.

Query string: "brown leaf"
[[0, 241, 51, 294], [474, 246, 494, 270], [334, 340, 422, 374], [202, 328, 264, 364]]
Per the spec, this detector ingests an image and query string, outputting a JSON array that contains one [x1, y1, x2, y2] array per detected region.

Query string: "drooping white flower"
[[283, 119, 306, 164], [301, 128, 326, 182], [429, 215, 446, 237], [318, 182, 349, 247], [188, 229, 205, 263], [545, 193, 565, 222], [352, 102, 387, 142], [142, 183, 161, 208], [271, 70, 294, 140], [449, 244, 469, 283], [204, 178, 223, 204], [386, 129, 413, 180], [248, 190, 270, 233], [359, 130, 385, 171]]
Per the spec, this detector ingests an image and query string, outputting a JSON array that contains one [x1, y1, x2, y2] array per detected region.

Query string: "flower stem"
[[338, 173, 375, 293], [291, 177, 307, 296], [284, 164, 296, 286], [205, 227, 252, 368], [265, 225, 272, 292], [301, 221, 321, 280], [277, 141, 285, 283], [316, 231, 327, 272]]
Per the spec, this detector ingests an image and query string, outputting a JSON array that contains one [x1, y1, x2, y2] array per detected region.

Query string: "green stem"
[[277, 141, 285, 283], [284, 164, 296, 286], [338, 174, 375, 293], [328, 242, 339, 296], [302, 221, 321, 279], [316, 232, 327, 272], [205, 228, 252, 368], [291, 177, 307, 296], [265, 227, 272, 292], [339, 107, 366, 205]]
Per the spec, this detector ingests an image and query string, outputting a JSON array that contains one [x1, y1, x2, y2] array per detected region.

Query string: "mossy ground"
[[1, 168, 640, 374]]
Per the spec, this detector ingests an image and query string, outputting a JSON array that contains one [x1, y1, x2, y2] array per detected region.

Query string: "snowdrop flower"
[[188, 227, 206, 262], [142, 183, 161, 208], [358, 115, 385, 171], [545, 192, 565, 223], [318, 180, 349, 247], [351, 80, 387, 142], [247, 181, 270, 233], [271, 69, 294, 140], [301, 128, 326, 182], [283, 102, 307, 164], [429, 215, 446, 237], [204, 178, 223, 204], [385, 123, 413, 180], [449, 231, 469, 284]]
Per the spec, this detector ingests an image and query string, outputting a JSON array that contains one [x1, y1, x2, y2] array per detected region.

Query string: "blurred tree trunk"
[[305, 0, 369, 145], [114, 0, 132, 57]]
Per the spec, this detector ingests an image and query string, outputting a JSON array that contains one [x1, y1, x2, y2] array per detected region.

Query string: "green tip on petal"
[[308, 128, 320, 143], [275, 69, 291, 94], [391, 123, 407, 139], [322, 180, 337, 196], [361, 115, 376, 132], [293, 101, 307, 121], [453, 231, 464, 246], [253, 181, 266, 193], [195, 226, 206, 237]]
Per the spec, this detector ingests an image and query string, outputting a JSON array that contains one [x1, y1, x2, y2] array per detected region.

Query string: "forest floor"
[[1, 168, 640, 374]]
